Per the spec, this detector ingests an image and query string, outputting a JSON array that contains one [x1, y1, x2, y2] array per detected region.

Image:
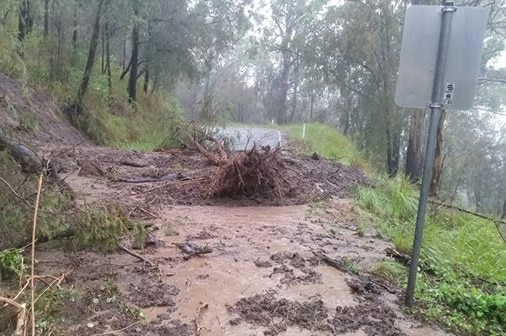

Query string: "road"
[[219, 127, 286, 151]]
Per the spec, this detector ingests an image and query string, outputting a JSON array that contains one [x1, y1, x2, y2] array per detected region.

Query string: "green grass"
[[0, 27, 185, 152], [356, 177, 506, 335], [283, 123, 368, 168]]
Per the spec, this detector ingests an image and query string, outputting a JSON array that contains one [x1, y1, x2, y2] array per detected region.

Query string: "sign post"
[[405, 2, 455, 307], [395, 1, 489, 307]]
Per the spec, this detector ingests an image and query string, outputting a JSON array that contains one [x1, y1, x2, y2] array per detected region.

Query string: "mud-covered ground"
[[36, 200, 450, 336], [1, 75, 449, 335], [44, 145, 369, 208], [33, 142, 450, 335]]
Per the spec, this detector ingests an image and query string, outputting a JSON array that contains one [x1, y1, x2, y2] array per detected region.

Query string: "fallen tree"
[[0, 130, 73, 197], [0, 130, 46, 174], [191, 137, 291, 198]]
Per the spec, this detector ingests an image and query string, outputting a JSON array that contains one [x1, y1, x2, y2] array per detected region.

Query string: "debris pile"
[[194, 138, 291, 198]]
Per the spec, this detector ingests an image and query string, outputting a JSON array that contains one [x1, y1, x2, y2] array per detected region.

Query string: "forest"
[[2, 0, 505, 216], [0, 0, 505, 335]]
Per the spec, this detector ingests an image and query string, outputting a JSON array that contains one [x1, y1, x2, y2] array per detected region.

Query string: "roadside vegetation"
[[292, 123, 506, 335], [0, 31, 185, 151], [284, 123, 368, 169]]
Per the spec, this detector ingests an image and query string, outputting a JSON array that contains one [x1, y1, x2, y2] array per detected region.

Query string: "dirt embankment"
[[0, 72, 88, 146]]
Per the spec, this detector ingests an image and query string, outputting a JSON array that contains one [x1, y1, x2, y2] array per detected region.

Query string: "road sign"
[[395, 5, 489, 110], [395, 2, 490, 307]]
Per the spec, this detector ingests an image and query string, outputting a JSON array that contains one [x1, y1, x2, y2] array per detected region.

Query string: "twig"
[[117, 242, 154, 266], [143, 176, 207, 194], [194, 302, 209, 336], [30, 173, 43, 336], [91, 321, 141, 335], [429, 199, 506, 244], [0, 176, 36, 209], [33, 271, 73, 305], [0, 297, 26, 336], [128, 206, 157, 219]]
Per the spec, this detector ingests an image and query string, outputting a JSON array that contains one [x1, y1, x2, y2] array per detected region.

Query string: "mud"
[[128, 279, 180, 309], [0, 72, 88, 146], [32, 201, 450, 336], [1, 72, 450, 336], [228, 294, 330, 335], [43, 145, 368, 207], [228, 293, 405, 336]]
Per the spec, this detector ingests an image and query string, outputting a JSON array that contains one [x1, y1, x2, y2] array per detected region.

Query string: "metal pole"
[[405, 1, 456, 307]]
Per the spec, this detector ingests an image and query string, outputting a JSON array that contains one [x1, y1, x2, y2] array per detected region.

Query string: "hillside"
[[0, 72, 88, 146]]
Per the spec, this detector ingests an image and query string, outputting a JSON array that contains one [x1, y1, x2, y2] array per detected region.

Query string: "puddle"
[[143, 306, 170, 322]]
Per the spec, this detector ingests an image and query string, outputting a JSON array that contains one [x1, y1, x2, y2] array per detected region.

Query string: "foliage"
[[0, 151, 72, 251], [371, 261, 407, 286], [69, 202, 131, 252], [356, 177, 506, 335], [0, 248, 24, 282], [284, 122, 368, 168]]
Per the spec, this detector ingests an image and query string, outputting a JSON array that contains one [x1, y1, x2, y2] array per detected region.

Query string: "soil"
[[0, 74, 451, 336], [38, 145, 369, 208]]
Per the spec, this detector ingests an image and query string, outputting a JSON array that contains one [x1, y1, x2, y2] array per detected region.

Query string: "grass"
[[356, 176, 506, 335], [283, 122, 368, 169]]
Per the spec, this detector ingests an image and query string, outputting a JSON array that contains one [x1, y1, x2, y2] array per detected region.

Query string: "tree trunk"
[[430, 109, 446, 197], [309, 91, 314, 122], [17, 0, 33, 47], [43, 0, 50, 37], [72, 0, 105, 115], [289, 61, 300, 122], [386, 126, 401, 177], [72, 0, 78, 64], [101, 23, 105, 74], [277, 52, 291, 125], [127, 0, 139, 104], [501, 198, 506, 220], [105, 22, 112, 97], [143, 68, 149, 93], [340, 86, 351, 136], [405, 109, 424, 181]]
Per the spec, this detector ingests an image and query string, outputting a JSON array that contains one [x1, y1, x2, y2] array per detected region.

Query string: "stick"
[[430, 199, 506, 224], [429, 199, 506, 244], [118, 160, 149, 168], [311, 251, 348, 273], [194, 302, 209, 336], [30, 174, 43, 336], [0, 297, 26, 336], [91, 321, 141, 335], [117, 242, 154, 266], [0, 176, 36, 209]]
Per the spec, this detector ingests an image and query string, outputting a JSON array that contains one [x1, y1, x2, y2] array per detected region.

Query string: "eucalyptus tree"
[[259, 0, 327, 124], [314, 0, 405, 174], [72, 0, 106, 115]]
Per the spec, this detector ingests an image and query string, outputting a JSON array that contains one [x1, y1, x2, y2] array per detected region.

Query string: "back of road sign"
[[395, 5, 489, 110]]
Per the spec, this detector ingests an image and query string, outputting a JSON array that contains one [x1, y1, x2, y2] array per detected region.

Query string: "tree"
[[18, 0, 33, 47], [72, 0, 106, 115], [259, 0, 326, 125], [127, 0, 140, 103]]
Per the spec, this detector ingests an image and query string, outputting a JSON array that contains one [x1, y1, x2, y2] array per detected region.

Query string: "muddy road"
[[34, 145, 449, 336]]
